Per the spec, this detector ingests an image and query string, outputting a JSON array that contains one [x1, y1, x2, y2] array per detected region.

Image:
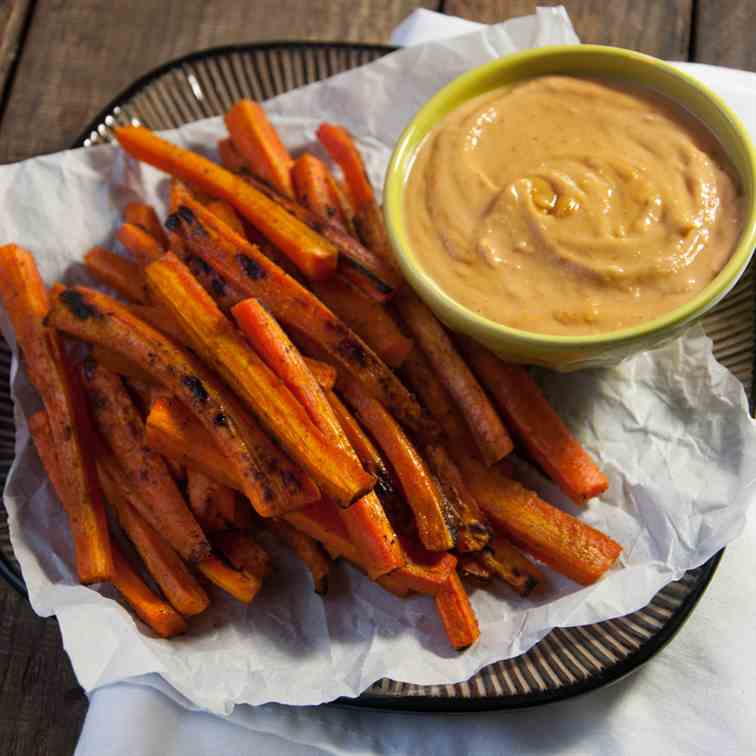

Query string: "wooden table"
[[0, 1, 753, 752]]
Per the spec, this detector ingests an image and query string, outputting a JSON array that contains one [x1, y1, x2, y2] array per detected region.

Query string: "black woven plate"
[[2, 41, 751, 712]]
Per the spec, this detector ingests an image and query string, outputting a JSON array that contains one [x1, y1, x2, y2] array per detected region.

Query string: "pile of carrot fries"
[[0, 101, 621, 650]]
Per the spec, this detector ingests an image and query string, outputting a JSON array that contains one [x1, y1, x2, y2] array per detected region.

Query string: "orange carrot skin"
[[82, 358, 211, 563], [124, 202, 169, 248], [292, 153, 348, 229], [84, 246, 150, 303], [465, 461, 621, 585], [317, 123, 374, 211], [197, 557, 263, 603], [484, 536, 547, 597], [396, 293, 513, 467], [460, 339, 609, 503], [115, 126, 336, 280], [304, 357, 337, 391], [147, 253, 374, 507], [232, 297, 405, 578], [217, 138, 248, 173], [98, 456, 210, 616], [312, 277, 413, 368], [388, 536, 457, 596], [90, 344, 155, 385], [122, 302, 191, 348], [434, 571, 480, 650], [167, 192, 431, 437], [117, 223, 164, 265], [0, 246, 113, 583], [110, 544, 188, 637], [206, 200, 246, 238], [225, 100, 295, 198]]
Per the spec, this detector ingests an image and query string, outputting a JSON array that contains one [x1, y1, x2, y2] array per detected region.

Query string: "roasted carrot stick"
[[146, 254, 374, 506], [211, 530, 272, 582], [122, 302, 191, 347], [180, 250, 245, 313], [217, 137, 247, 173], [98, 455, 210, 615], [317, 123, 374, 213], [265, 518, 330, 594], [463, 460, 621, 585], [47, 285, 314, 516], [115, 126, 336, 279], [110, 543, 188, 637], [83, 246, 149, 303], [305, 357, 337, 391], [124, 202, 169, 248], [338, 377, 455, 552], [186, 468, 234, 532], [225, 100, 295, 197], [396, 293, 513, 466], [90, 344, 155, 384], [82, 358, 210, 563], [434, 571, 480, 650], [0, 246, 112, 583], [166, 193, 431, 436], [196, 557, 263, 603], [384, 535, 457, 596], [117, 222, 164, 266], [458, 338, 609, 503], [311, 277, 413, 368], [480, 536, 547, 597], [232, 296, 404, 577], [292, 153, 350, 230], [206, 199, 246, 237]]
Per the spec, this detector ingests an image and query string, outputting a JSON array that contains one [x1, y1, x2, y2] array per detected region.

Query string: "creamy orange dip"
[[405, 76, 744, 335]]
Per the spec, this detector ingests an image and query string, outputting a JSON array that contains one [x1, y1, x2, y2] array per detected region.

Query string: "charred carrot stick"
[[186, 468, 233, 533], [463, 459, 621, 585], [97, 455, 210, 616], [434, 571, 480, 650], [225, 100, 295, 197], [211, 530, 272, 582], [0, 246, 112, 583], [82, 358, 210, 563], [124, 201, 169, 248], [424, 444, 491, 553], [305, 357, 337, 391], [338, 377, 455, 552], [47, 285, 313, 516], [110, 543, 188, 637], [115, 126, 337, 279], [458, 338, 609, 503], [28, 411, 67, 500], [292, 153, 350, 230], [396, 293, 513, 466], [117, 223, 164, 266], [479, 536, 547, 597], [146, 253, 374, 506], [265, 518, 330, 594], [217, 137, 247, 173], [206, 199, 246, 238], [180, 251, 245, 313], [166, 193, 431, 436], [232, 297, 404, 577], [196, 557, 263, 603], [84, 246, 149, 303], [90, 344, 155, 384], [317, 123, 374, 213], [311, 277, 413, 368]]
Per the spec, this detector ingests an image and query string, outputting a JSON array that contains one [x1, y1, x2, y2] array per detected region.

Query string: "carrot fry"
[[317, 123, 374, 213], [463, 460, 621, 585], [110, 543, 188, 637], [304, 357, 336, 391], [28, 411, 67, 500], [165, 192, 431, 436], [480, 536, 547, 597], [458, 338, 609, 503], [47, 285, 313, 516], [82, 358, 211, 562], [98, 455, 210, 615], [122, 302, 191, 347], [83, 246, 149, 303], [232, 296, 404, 577], [211, 530, 272, 581], [325, 172, 358, 238], [181, 251, 245, 313], [434, 571, 480, 650], [124, 202, 169, 248], [196, 557, 262, 603], [206, 199, 246, 237], [353, 201, 395, 266], [338, 378, 455, 552], [312, 277, 413, 368], [117, 222, 164, 266], [225, 100, 295, 198], [265, 518, 330, 594], [146, 254, 374, 506], [115, 125, 336, 280], [396, 293, 513, 466], [217, 137, 247, 173], [0, 246, 112, 583], [90, 344, 155, 384], [384, 535, 457, 596], [424, 443, 491, 553], [292, 153, 350, 230], [186, 468, 233, 532]]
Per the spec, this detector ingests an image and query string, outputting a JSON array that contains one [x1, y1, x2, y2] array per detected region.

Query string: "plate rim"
[[0, 38, 731, 714]]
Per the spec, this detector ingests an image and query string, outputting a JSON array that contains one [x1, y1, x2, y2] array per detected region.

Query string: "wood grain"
[[0, 1, 33, 106], [445, 0, 693, 58], [0, 0, 434, 164], [693, 0, 756, 71]]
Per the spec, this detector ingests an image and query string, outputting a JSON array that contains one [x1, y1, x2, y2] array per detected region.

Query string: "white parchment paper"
[[2, 8, 756, 714]]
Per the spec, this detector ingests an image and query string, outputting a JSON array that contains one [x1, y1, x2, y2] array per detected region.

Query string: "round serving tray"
[[2, 41, 752, 712]]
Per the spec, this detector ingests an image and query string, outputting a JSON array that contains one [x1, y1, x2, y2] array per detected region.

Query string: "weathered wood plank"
[[0, 1, 34, 106], [0, 0, 433, 164], [693, 0, 756, 72], [445, 0, 693, 58]]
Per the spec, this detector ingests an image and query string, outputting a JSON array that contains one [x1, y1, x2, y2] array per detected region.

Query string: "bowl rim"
[[384, 44, 756, 350]]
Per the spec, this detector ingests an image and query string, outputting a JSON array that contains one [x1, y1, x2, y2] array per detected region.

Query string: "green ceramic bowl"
[[384, 45, 756, 370]]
